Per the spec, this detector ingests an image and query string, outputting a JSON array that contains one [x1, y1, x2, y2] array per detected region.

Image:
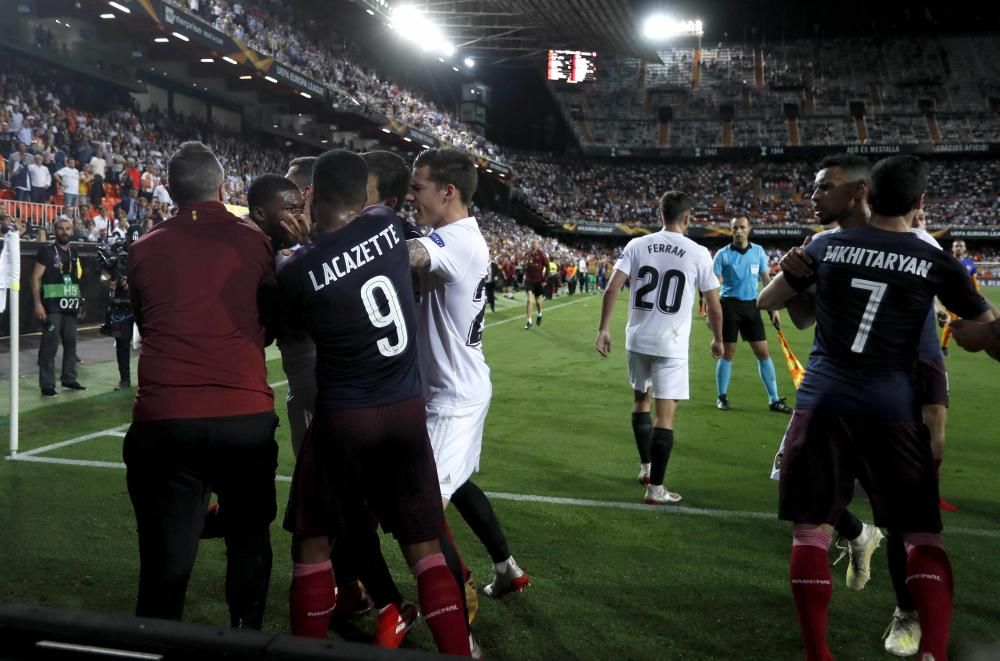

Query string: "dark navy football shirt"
[[277, 205, 421, 412], [785, 225, 987, 421]]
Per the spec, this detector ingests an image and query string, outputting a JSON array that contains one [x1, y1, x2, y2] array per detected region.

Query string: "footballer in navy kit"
[[758, 156, 994, 661], [277, 150, 473, 656]]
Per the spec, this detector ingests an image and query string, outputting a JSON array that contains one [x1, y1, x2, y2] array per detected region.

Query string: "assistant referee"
[[712, 216, 792, 413]]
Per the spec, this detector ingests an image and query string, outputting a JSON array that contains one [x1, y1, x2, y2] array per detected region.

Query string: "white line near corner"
[[7, 453, 1000, 540], [485, 296, 593, 329]]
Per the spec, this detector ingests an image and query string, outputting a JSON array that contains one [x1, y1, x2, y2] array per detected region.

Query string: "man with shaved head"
[[712, 215, 792, 413]]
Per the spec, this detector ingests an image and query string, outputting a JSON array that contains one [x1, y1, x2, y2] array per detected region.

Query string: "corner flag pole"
[[5, 231, 20, 456]]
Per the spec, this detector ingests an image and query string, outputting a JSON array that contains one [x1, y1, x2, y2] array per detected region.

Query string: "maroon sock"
[[413, 554, 471, 656], [905, 536, 953, 659], [790, 529, 834, 661], [442, 518, 471, 581], [289, 561, 335, 638]]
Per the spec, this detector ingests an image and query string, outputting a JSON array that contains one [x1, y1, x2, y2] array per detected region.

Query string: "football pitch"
[[2, 289, 999, 660]]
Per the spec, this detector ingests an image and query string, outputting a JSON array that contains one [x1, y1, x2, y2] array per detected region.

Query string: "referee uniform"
[[712, 241, 790, 412]]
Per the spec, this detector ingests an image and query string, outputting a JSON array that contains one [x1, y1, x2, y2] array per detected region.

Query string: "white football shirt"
[[614, 230, 718, 358], [415, 216, 492, 405]]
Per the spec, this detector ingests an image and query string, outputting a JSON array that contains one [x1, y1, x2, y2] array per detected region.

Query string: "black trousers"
[[485, 282, 496, 312], [123, 411, 278, 628], [38, 312, 77, 390], [115, 335, 131, 383]]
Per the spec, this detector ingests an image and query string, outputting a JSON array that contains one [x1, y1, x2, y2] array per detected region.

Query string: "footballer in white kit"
[[597, 191, 724, 504], [407, 148, 531, 601]]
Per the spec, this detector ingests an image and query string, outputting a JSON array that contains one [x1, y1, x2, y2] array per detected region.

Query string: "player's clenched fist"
[[595, 330, 612, 357]]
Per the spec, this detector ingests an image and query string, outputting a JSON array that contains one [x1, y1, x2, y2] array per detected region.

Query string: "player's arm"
[[757, 274, 800, 311], [759, 270, 781, 326], [407, 239, 431, 271], [31, 260, 47, 322], [702, 287, 724, 358], [595, 269, 628, 357]]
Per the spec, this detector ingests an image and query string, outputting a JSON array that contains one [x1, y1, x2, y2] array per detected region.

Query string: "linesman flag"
[[774, 320, 805, 389]]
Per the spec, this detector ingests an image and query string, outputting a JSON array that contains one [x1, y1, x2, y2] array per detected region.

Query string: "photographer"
[[97, 239, 134, 390]]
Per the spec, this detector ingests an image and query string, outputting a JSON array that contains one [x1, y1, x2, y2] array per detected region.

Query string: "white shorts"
[[627, 351, 689, 400], [426, 399, 490, 500]]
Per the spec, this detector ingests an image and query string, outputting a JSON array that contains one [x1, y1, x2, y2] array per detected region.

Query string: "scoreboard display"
[[546, 50, 597, 84]]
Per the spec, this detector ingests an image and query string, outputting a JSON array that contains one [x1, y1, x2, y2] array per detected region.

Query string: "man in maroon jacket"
[[522, 242, 548, 329], [125, 141, 278, 629]]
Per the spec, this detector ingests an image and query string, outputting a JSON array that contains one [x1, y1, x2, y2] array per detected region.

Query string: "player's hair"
[[362, 150, 410, 211], [286, 156, 317, 189], [659, 191, 694, 225], [816, 153, 871, 183], [167, 141, 224, 205], [869, 156, 927, 217], [311, 150, 368, 210], [247, 173, 299, 211], [412, 148, 477, 204]]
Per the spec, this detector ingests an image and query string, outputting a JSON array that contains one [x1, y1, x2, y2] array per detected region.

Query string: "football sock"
[[413, 553, 472, 656], [631, 411, 653, 464], [905, 534, 953, 659], [834, 510, 864, 541], [330, 536, 359, 588], [649, 428, 675, 486], [354, 526, 402, 609], [790, 527, 834, 661], [715, 358, 733, 397], [289, 560, 335, 638], [887, 531, 916, 612], [440, 518, 470, 582], [758, 358, 780, 403], [451, 480, 511, 564]]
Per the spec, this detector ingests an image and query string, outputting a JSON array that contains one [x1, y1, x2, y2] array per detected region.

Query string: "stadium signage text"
[[162, 5, 228, 49], [592, 143, 998, 161], [272, 65, 327, 98]]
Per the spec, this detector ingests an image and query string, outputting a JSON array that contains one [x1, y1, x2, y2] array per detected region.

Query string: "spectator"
[[56, 157, 80, 208], [27, 154, 51, 204]]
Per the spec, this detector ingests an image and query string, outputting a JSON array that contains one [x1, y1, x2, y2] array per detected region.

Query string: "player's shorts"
[[627, 350, 689, 400], [777, 409, 941, 533], [721, 297, 766, 343], [426, 399, 490, 500], [915, 356, 949, 408], [284, 396, 444, 545], [524, 279, 544, 298]]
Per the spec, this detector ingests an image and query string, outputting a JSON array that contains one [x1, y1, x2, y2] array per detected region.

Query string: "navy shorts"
[[915, 357, 949, 407], [283, 396, 445, 545], [721, 297, 766, 343], [778, 409, 941, 533]]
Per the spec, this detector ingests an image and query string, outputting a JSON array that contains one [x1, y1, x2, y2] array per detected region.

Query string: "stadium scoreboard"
[[547, 50, 597, 84]]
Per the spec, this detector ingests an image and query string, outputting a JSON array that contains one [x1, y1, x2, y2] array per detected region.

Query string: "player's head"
[[730, 216, 751, 246], [952, 240, 967, 258], [869, 155, 927, 219], [658, 191, 694, 232], [285, 156, 316, 193], [310, 149, 369, 231], [408, 148, 477, 227], [811, 154, 871, 226], [247, 173, 304, 247], [167, 141, 225, 206], [911, 208, 927, 230], [361, 150, 410, 212], [53, 217, 73, 245]]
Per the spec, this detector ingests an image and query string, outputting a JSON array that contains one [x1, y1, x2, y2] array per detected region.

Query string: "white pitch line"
[[9, 424, 130, 459], [7, 453, 1000, 540], [485, 296, 592, 329]]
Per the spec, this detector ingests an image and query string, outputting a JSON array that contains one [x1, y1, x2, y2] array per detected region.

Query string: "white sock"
[[494, 557, 512, 573], [852, 524, 871, 547], [641, 462, 650, 471]]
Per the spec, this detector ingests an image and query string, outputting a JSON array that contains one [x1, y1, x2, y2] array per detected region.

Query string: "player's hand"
[[711, 339, 724, 359], [281, 212, 312, 246], [34, 302, 47, 323], [936, 310, 950, 327], [779, 246, 814, 278], [770, 310, 781, 330], [595, 330, 612, 357], [948, 319, 997, 352]]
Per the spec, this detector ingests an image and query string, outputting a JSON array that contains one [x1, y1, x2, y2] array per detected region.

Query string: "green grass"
[[1, 289, 999, 660]]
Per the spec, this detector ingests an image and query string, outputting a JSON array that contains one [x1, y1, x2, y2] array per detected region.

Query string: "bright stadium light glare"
[[391, 5, 456, 57], [100, 13, 115, 19], [200, 58, 214, 63], [642, 14, 703, 40], [264, 75, 278, 83], [239, 75, 252, 79], [222, 56, 238, 64], [108, 1, 131, 13], [154, 37, 169, 43], [464, 57, 474, 68], [172, 31, 190, 41], [299, 91, 312, 99]]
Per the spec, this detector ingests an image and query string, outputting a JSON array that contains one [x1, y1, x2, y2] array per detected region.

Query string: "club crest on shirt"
[[429, 232, 445, 247]]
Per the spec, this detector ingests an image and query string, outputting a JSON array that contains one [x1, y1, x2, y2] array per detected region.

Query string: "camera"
[[96, 240, 128, 280], [97, 240, 133, 337]]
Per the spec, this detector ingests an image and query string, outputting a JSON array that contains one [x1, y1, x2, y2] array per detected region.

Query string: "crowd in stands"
[[510, 155, 1000, 227], [170, 0, 506, 164], [0, 69, 301, 240], [560, 34, 1000, 149]]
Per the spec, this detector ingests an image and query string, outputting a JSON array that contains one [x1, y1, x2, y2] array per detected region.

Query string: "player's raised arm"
[[595, 269, 628, 357]]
